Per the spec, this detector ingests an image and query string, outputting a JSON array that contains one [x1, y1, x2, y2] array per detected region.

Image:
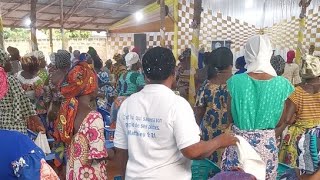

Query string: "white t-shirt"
[[114, 84, 200, 180]]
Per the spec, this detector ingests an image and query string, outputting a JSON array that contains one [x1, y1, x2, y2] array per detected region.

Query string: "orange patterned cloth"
[[53, 62, 98, 144]]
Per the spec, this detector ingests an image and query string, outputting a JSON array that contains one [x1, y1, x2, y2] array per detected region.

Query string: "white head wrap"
[[125, 52, 139, 70], [244, 35, 277, 76]]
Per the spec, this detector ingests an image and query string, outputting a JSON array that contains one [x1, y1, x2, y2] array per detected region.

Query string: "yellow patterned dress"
[[279, 86, 320, 167]]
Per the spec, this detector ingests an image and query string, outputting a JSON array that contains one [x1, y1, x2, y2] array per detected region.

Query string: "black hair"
[[208, 47, 233, 71], [93, 58, 103, 70], [207, 64, 218, 80], [203, 52, 211, 66], [142, 47, 176, 81]]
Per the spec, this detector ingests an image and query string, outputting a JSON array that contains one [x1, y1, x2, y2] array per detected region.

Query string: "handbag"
[[301, 55, 320, 79]]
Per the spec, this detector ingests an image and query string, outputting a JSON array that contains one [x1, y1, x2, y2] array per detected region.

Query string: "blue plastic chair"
[[98, 107, 111, 126]]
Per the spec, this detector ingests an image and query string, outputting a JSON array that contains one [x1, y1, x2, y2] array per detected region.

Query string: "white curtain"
[[202, 0, 320, 27]]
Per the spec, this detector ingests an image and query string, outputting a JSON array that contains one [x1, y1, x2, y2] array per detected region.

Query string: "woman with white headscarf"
[[221, 35, 294, 179], [110, 52, 145, 123]]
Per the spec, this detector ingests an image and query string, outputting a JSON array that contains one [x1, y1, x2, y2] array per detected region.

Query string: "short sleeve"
[[282, 79, 295, 101], [172, 97, 200, 150], [289, 87, 301, 106], [114, 103, 128, 149], [226, 77, 234, 97], [85, 112, 108, 160], [195, 84, 206, 107], [135, 73, 145, 87], [293, 65, 302, 85]]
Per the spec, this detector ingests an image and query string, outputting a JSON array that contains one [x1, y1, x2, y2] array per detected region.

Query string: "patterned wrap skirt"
[[221, 125, 278, 180]]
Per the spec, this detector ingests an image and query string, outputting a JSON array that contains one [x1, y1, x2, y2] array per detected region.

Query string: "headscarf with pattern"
[[53, 61, 98, 144], [271, 55, 286, 76], [0, 49, 9, 100]]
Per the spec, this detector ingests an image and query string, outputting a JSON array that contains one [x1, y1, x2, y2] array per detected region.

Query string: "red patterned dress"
[[67, 111, 108, 180]]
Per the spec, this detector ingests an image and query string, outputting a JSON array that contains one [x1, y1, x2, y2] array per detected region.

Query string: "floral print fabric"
[[221, 125, 278, 180], [67, 111, 108, 180], [195, 81, 229, 165]]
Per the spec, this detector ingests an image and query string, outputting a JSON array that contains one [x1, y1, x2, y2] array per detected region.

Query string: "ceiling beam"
[[4, 17, 112, 26], [37, 0, 60, 14], [1, 2, 28, 17]]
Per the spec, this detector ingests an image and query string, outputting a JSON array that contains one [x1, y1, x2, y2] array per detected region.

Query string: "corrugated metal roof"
[[0, 0, 155, 31]]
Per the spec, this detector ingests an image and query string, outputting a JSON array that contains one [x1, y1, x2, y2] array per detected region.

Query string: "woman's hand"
[[28, 115, 46, 134], [215, 133, 238, 148]]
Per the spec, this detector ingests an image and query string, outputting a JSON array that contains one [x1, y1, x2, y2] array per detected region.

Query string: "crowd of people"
[[0, 34, 319, 180]]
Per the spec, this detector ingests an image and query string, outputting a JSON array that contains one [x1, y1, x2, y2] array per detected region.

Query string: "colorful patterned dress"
[[67, 111, 108, 180], [195, 81, 229, 165], [279, 86, 320, 167]]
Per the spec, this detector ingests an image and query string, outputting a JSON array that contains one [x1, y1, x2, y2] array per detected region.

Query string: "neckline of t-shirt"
[[297, 86, 320, 95], [245, 73, 278, 82], [143, 84, 173, 93]]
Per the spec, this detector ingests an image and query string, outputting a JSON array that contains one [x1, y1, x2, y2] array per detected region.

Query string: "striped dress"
[[279, 86, 320, 167]]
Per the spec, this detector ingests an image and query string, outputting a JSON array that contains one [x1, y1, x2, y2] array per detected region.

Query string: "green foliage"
[[4, 28, 92, 40], [3, 28, 30, 40]]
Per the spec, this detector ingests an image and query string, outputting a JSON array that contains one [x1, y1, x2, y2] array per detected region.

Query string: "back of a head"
[[142, 47, 176, 81], [73, 50, 80, 58], [55, 50, 71, 69], [270, 55, 286, 76], [209, 47, 233, 71]]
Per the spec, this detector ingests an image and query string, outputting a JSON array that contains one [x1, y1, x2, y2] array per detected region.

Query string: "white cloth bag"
[[34, 133, 51, 154], [235, 135, 266, 180]]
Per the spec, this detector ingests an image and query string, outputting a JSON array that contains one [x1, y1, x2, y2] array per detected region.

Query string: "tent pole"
[[49, 28, 53, 53], [188, 0, 202, 105], [173, 0, 178, 59], [30, 0, 38, 51], [60, 0, 65, 50], [0, 10, 4, 49], [160, 0, 166, 47]]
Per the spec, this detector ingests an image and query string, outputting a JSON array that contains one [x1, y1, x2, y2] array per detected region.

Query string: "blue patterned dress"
[[195, 81, 229, 165]]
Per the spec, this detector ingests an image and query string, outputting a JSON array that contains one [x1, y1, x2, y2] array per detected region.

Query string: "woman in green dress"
[[221, 35, 294, 179]]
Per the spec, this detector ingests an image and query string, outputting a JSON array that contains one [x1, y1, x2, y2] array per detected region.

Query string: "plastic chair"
[[98, 107, 111, 126], [191, 159, 221, 180], [277, 163, 292, 180]]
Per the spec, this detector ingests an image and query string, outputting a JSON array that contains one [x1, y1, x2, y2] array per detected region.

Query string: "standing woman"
[[282, 50, 302, 85], [112, 53, 127, 87], [194, 47, 233, 165], [0, 48, 44, 134], [177, 48, 191, 100], [53, 61, 111, 179], [221, 35, 294, 179], [278, 57, 320, 167]]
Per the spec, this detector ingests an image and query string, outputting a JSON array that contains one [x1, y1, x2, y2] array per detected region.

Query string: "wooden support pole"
[[31, 0, 38, 51], [49, 28, 53, 53], [173, 0, 178, 60], [188, 0, 202, 105], [0, 9, 4, 49], [160, 0, 166, 47], [60, 0, 65, 50]]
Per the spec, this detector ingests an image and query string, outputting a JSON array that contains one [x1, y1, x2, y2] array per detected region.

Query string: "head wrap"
[[132, 47, 140, 54], [79, 53, 91, 62], [113, 53, 122, 62], [179, 48, 191, 61], [236, 56, 246, 67], [244, 35, 277, 76], [21, 54, 39, 73], [32, 51, 45, 61], [287, 50, 295, 63], [88, 47, 97, 57], [0, 49, 9, 100], [7, 46, 20, 60], [142, 47, 176, 81], [55, 50, 71, 69], [49, 53, 56, 66], [125, 52, 139, 70], [53, 62, 98, 144], [271, 55, 286, 76]]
